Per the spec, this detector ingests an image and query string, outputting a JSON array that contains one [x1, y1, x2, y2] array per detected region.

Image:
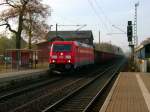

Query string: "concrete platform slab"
[[100, 72, 150, 112]]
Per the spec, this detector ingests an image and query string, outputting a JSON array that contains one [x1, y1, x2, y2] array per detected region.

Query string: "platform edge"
[[99, 72, 121, 112]]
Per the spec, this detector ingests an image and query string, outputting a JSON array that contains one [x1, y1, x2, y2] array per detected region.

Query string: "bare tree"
[[0, 0, 50, 68], [0, 0, 50, 49], [22, 2, 50, 49], [0, 0, 29, 49]]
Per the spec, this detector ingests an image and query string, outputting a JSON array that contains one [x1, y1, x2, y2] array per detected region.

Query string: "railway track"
[[11, 65, 111, 112], [0, 64, 109, 112], [84, 59, 126, 112], [0, 59, 124, 112], [42, 60, 124, 112], [0, 77, 61, 101], [0, 64, 105, 102], [0, 77, 85, 112], [0, 70, 50, 93]]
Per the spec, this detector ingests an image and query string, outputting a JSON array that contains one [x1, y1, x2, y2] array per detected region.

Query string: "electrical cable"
[[87, 0, 110, 33]]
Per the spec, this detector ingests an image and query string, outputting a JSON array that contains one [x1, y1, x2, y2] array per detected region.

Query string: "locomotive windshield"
[[53, 44, 72, 52]]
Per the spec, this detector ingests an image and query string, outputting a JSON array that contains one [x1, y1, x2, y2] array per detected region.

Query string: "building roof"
[[47, 30, 93, 41], [141, 37, 150, 46], [135, 37, 150, 52]]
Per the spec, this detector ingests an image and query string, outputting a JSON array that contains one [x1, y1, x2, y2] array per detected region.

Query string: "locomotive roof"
[[52, 41, 93, 48], [48, 30, 93, 40]]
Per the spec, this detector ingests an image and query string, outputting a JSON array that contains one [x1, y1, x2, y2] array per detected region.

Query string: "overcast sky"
[[42, 0, 150, 52]]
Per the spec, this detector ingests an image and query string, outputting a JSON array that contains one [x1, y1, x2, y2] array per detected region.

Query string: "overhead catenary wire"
[[93, 0, 113, 27], [87, 0, 110, 33], [50, 10, 83, 29], [92, 0, 127, 35], [50, 12, 100, 33]]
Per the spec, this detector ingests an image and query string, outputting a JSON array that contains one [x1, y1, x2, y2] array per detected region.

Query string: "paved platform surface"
[[0, 69, 49, 83], [100, 72, 150, 112]]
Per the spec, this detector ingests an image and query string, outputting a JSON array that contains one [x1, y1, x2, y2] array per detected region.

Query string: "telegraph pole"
[[56, 23, 58, 37]]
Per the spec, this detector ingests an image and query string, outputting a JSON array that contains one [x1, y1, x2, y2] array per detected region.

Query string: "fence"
[[0, 49, 49, 73]]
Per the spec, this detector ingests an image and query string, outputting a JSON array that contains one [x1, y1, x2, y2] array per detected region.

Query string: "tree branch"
[[0, 22, 17, 34], [0, 0, 18, 8], [0, 3, 7, 6], [7, 0, 19, 8]]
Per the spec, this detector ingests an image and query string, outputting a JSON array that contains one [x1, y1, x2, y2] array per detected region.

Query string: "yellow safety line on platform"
[[136, 74, 150, 112]]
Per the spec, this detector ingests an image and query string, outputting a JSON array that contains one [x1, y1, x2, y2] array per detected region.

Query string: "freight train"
[[49, 41, 118, 73]]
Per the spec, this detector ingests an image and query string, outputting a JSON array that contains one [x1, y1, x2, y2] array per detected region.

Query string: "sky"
[[42, 0, 150, 52]]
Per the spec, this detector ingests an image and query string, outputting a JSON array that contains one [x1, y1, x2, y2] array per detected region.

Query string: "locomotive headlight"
[[65, 55, 71, 59], [52, 60, 56, 63], [51, 55, 57, 59], [68, 60, 71, 63]]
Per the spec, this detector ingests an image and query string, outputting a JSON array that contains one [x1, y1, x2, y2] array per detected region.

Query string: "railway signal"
[[127, 21, 133, 42]]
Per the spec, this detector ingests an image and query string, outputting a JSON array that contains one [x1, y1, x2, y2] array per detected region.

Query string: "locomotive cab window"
[[53, 44, 72, 52]]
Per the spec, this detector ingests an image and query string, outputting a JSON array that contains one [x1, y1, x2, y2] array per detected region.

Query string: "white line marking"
[[136, 74, 150, 112]]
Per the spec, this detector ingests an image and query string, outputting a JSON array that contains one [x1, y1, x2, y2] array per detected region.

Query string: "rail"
[[42, 65, 115, 112]]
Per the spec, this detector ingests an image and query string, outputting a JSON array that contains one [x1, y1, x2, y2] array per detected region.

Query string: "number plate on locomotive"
[[59, 56, 63, 59]]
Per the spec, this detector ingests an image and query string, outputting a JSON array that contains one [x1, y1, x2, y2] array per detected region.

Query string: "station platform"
[[100, 72, 150, 112], [0, 69, 49, 83]]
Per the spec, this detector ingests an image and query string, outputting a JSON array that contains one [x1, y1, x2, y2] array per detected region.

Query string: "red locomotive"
[[49, 41, 94, 72]]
